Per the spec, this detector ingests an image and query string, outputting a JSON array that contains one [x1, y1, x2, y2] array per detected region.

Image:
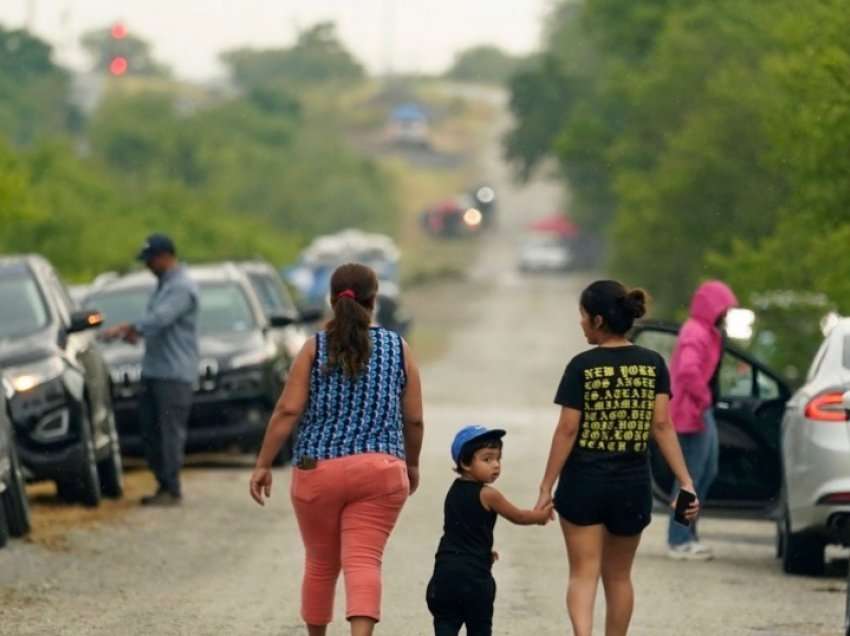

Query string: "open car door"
[[631, 322, 791, 517]]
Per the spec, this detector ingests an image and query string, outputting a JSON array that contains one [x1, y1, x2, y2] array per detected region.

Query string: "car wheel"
[[2, 439, 31, 537], [0, 498, 8, 548], [781, 504, 825, 576], [775, 518, 785, 559], [97, 412, 123, 499], [57, 404, 102, 508]]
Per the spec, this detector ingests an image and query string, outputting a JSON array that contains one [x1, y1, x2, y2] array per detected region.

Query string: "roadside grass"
[[24, 468, 158, 551]]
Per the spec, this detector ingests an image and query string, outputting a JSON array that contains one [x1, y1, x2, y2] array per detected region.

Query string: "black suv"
[[85, 263, 306, 459], [0, 374, 30, 547], [0, 256, 123, 507]]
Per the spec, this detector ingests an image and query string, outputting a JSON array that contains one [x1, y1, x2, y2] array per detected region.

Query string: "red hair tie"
[[337, 289, 356, 300]]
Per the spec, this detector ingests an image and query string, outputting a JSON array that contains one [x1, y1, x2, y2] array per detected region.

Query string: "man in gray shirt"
[[102, 234, 199, 506]]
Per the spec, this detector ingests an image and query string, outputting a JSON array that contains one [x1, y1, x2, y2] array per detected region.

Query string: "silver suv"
[[778, 319, 850, 575]]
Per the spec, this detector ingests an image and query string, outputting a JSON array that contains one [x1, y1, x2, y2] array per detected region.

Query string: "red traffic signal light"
[[109, 56, 128, 76], [111, 23, 127, 39]]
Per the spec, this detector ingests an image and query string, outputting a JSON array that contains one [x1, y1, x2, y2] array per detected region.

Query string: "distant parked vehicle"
[[85, 263, 315, 463], [0, 255, 122, 507], [385, 102, 430, 148], [777, 318, 850, 575], [0, 374, 31, 547], [420, 195, 484, 238], [517, 236, 573, 273]]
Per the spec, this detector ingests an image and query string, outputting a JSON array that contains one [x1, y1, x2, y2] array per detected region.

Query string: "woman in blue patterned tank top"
[[250, 263, 424, 636]]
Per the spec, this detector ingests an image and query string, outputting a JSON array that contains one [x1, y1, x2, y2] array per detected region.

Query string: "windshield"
[[198, 283, 256, 334], [0, 267, 50, 338], [247, 273, 296, 318], [88, 282, 256, 334], [85, 287, 152, 330]]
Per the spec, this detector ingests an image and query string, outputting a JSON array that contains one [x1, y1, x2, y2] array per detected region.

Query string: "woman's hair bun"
[[624, 288, 648, 319]]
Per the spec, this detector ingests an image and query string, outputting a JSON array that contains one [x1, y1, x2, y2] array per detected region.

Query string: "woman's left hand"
[[534, 488, 553, 512], [249, 467, 273, 506]]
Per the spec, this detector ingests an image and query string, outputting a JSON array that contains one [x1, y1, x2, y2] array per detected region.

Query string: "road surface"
[[0, 92, 844, 636]]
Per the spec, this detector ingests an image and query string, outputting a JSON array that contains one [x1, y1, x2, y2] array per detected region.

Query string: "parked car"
[[236, 260, 320, 349], [517, 236, 574, 273], [421, 195, 484, 238], [0, 255, 123, 507], [84, 263, 309, 462], [0, 373, 31, 547], [777, 318, 850, 575], [630, 322, 791, 514]]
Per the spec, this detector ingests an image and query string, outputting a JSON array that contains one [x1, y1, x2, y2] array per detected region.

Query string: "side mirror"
[[298, 308, 324, 324], [68, 309, 103, 334], [268, 313, 296, 328], [843, 390, 850, 418]]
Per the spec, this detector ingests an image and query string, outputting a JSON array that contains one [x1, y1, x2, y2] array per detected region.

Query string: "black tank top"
[[434, 479, 497, 575]]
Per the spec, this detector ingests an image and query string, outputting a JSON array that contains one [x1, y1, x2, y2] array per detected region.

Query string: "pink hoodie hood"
[[688, 281, 738, 327], [669, 281, 738, 433]]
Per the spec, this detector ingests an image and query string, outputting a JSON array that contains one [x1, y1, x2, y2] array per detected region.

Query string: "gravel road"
[[0, 92, 845, 636]]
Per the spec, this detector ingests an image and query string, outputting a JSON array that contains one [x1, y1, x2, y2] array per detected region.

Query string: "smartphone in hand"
[[674, 489, 697, 526]]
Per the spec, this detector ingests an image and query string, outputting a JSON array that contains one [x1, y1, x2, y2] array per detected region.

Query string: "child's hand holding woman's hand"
[[533, 502, 555, 525]]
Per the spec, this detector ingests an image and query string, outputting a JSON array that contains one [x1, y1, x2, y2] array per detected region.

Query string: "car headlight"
[[5, 357, 64, 395], [229, 346, 275, 370], [2, 376, 13, 400]]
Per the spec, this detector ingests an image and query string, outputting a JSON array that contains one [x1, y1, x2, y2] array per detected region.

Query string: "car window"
[[718, 354, 754, 398], [247, 273, 297, 317], [198, 283, 257, 333], [0, 266, 50, 338], [756, 370, 781, 400], [631, 329, 676, 364], [85, 288, 152, 329], [45, 271, 74, 324]]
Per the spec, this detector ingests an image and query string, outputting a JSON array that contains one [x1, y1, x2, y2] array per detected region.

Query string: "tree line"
[[0, 22, 395, 282], [506, 0, 849, 380]]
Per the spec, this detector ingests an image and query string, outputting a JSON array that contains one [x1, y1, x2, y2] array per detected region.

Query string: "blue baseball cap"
[[451, 425, 506, 464], [137, 233, 176, 261]]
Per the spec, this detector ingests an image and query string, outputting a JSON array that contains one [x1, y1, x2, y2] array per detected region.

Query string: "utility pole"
[[25, 0, 37, 30], [382, 0, 395, 79]]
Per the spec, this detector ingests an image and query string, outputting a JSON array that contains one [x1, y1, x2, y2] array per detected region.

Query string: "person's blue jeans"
[[668, 409, 719, 547]]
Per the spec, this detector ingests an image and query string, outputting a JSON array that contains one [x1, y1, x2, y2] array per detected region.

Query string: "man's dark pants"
[[139, 378, 193, 497]]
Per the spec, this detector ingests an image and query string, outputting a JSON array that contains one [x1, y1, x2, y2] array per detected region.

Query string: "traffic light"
[[109, 56, 128, 76], [111, 22, 127, 40], [109, 22, 128, 76]]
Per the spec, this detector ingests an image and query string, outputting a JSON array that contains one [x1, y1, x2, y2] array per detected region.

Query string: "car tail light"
[[804, 392, 849, 422], [817, 492, 850, 504]]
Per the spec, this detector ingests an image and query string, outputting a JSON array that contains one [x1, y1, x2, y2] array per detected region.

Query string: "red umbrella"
[[529, 214, 579, 238]]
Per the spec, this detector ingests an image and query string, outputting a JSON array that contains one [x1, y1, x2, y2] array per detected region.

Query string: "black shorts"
[[554, 474, 652, 536]]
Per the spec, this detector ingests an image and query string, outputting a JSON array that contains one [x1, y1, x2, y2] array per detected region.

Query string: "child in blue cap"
[[426, 425, 553, 635]]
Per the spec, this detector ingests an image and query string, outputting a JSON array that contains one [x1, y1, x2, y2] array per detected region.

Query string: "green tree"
[[221, 22, 364, 91], [0, 26, 73, 144], [446, 45, 526, 84]]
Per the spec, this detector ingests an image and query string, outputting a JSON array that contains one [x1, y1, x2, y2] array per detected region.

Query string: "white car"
[[517, 237, 573, 273], [778, 318, 850, 575]]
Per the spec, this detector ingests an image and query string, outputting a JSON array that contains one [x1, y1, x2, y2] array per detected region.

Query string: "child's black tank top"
[[434, 479, 497, 575]]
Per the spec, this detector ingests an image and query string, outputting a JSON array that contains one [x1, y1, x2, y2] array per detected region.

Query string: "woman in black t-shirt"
[[535, 280, 699, 636]]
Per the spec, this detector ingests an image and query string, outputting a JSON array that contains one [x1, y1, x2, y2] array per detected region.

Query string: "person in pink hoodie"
[[667, 281, 737, 560]]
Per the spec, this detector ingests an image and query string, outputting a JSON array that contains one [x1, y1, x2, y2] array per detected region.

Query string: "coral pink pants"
[[290, 453, 409, 625]]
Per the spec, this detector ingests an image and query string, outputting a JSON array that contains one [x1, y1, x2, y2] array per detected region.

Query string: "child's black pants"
[[426, 567, 495, 636]]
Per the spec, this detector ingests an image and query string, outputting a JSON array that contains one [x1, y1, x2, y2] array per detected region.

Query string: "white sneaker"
[[667, 541, 714, 561]]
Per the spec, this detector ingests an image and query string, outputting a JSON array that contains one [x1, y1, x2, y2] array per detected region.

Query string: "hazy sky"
[[1, 0, 551, 80]]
